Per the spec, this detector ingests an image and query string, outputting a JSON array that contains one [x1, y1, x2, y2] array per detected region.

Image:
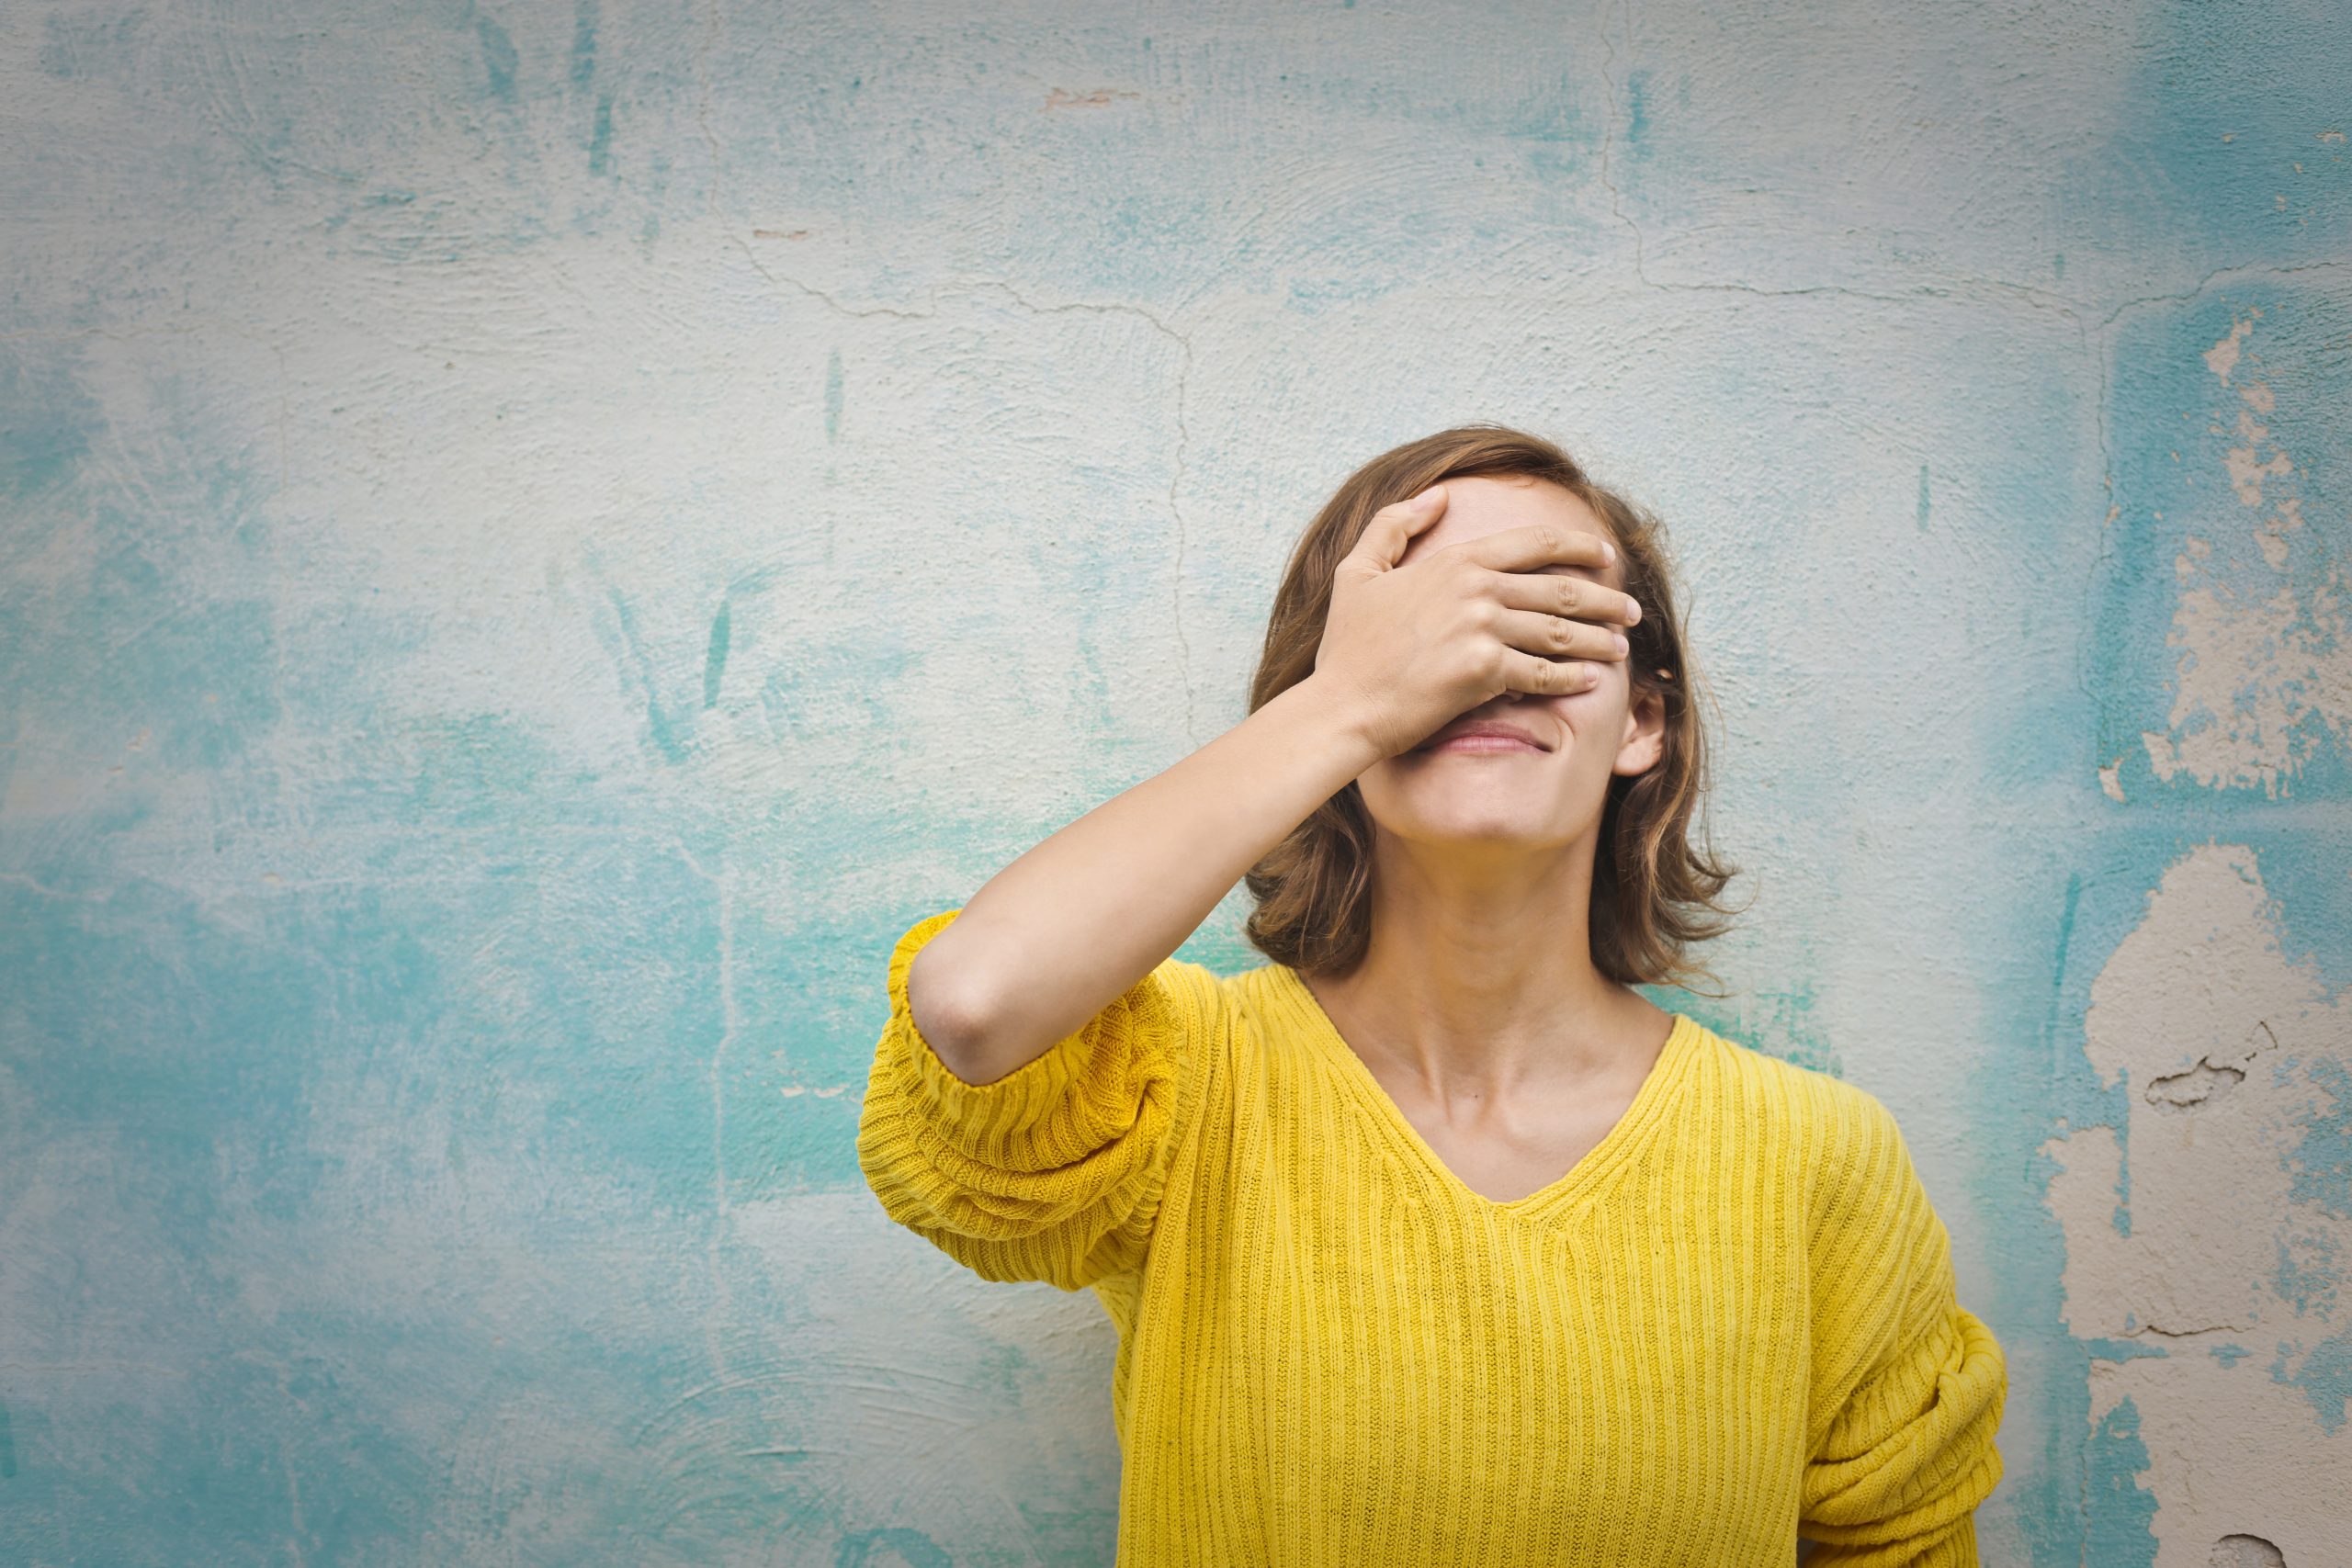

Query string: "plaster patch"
[[2140, 315, 2347, 797], [2088, 1355, 2346, 1566], [2143, 563, 2352, 796], [2046, 845, 2352, 1562], [2202, 315, 2255, 383], [2222, 410, 2293, 510]]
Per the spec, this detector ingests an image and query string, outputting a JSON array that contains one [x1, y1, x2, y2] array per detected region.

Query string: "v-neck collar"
[[1267, 964, 1701, 1223]]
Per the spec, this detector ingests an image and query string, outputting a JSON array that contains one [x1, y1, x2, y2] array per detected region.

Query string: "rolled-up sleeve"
[[854, 908, 1219, 1292], [1799, 1093, 2008, 1566]]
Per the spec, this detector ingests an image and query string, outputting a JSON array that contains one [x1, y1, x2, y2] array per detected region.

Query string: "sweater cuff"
[[882, 908, 1182, 1167]]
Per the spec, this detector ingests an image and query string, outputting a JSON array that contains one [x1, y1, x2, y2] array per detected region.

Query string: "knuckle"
[[1556, 580, 1582, 613], [1551, 615, 1576, 651]]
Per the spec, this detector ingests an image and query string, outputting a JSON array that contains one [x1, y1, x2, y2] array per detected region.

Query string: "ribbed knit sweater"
[[856, 909, 2007, 1566]]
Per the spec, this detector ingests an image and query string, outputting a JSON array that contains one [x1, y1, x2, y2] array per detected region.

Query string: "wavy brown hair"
[[1241, 423, 1740, 991]]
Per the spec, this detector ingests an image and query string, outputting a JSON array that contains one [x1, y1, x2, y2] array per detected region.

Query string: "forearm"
[[910, 673, 1383, 1083]]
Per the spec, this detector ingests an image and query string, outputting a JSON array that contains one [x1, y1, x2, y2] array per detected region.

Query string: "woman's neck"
[[1307, 833, 1668, 1099]]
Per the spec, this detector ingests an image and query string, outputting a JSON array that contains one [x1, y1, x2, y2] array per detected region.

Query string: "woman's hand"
[[1307, 483, 1645, 761]]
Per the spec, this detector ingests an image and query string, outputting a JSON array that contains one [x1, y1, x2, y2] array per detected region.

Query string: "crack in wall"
[[2146, 1024, 2274, 1112], [951, 281, 1202, 750], [714, 265, 1206, 747]]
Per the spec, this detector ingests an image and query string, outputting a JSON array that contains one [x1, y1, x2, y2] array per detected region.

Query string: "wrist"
[[1269, 672, 1391, 780]]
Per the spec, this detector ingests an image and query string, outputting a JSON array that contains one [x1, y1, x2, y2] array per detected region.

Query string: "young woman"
[[856, 425, 2007, 1565]]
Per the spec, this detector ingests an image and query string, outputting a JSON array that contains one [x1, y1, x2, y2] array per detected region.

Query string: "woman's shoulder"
[[1206, 960, 1315, 1045], [1675, 1014, 1917, 1188]]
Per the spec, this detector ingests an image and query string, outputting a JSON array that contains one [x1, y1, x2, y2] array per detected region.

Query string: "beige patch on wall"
[[2042, 844, 2351, 1565], [2141, 311, 2352, 797]]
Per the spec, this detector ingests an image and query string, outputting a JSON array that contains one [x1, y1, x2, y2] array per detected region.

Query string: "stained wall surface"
[[3, 3, 2346, 1564]]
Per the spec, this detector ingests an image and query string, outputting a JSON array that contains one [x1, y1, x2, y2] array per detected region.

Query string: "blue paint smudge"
[[2211, 1343, 2250, 1369], [589, 95, 615, 176], [2047, 872, 2084, 1042], [1969, 858, 2139, 1557], [593, 581, 688, 765], [703, 600, 731, 710], [2273, 1229, 2340, 1319], [760, 637, 910, 756], [836, 1528, 953, 1567], [2085, 5, 2352, 265], [0, 347, 100, 502], [37, 11, 142, 81], [2270, 1330, 2352, 1435], [2284, 1055, 2350, 1218], [825, 349, 844, 443], [1670, 973, 1841, 1078], [2112, 1099, 2132, 1236], [2083, 1396, 2159, 1565], [1915, 462, 1930, 531], [2084, 1338, 2166, 1362], [477, 13, 518, 102], [571, 0, 599, 89]]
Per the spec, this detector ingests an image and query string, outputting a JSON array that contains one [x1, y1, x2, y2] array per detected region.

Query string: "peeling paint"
[[2043, 844, 2352, 1561], [2094, 281, 2352, 813], [2138, 309, 2351, 798]]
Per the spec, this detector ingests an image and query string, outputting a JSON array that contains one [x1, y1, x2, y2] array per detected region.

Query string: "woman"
[[856, 424, 2007, 1564]]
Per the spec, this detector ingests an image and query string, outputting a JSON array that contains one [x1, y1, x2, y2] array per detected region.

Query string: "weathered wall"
[[2, 2, 2345, 1563]]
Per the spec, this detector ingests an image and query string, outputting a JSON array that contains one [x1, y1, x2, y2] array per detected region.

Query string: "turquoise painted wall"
[[3, 2, 2346, 1562]]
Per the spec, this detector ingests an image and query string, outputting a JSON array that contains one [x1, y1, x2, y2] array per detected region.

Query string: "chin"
[[1379, 793, 1577, 847]]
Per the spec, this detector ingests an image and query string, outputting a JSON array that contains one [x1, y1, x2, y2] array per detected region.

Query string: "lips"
[[1415, 718, 1551, 752]]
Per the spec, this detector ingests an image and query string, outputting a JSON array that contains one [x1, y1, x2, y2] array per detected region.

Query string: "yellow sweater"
[[857, 909, 2007, 1566]]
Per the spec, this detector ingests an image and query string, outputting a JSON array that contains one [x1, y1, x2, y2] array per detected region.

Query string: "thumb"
[[1343, 482, 1449, 576]]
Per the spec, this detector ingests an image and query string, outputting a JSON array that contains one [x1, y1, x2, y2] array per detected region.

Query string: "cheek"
[[1545, 665, 1629, 717]]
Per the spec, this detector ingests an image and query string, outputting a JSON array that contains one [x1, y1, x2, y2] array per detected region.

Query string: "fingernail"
[[1612, 632, 1628, 655], [1413, 483, 1444, 505]]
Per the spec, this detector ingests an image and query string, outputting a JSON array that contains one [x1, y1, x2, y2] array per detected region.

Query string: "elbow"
[[905, 943, 1014, 1084]]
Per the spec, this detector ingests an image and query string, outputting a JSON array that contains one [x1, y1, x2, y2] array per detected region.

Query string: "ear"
[[1611, 682, 1667, 777]]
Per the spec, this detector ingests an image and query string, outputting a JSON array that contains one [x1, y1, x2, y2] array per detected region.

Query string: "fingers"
[[1340, 483, 1450, 575], [1458, 522, 1621, 580], [1487, 564, 1644, 628], [1498, 647, 1598, 697], [1490, 606, 1630, 664]]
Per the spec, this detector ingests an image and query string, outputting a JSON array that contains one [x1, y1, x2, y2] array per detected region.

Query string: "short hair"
[[1241, 423, 1740, 991]]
